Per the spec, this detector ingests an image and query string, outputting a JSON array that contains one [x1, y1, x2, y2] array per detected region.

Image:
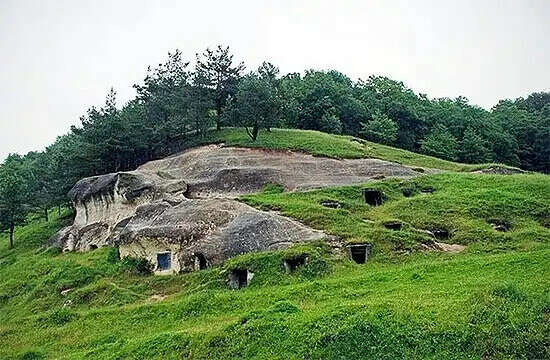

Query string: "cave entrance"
[[283, 256, 307, 273], [432, 229, 450, 240], [194, 253, 208, 271], [347, 244, 370, 264], [362, 189, 384, 206], [384, 221, 403, 231], [157, 252, 172, 271], [490, 220, 510, 232], [228, 269, 253, 289]]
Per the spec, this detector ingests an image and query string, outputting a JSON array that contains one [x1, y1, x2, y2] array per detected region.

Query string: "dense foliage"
[[0, 45, 549, 241]]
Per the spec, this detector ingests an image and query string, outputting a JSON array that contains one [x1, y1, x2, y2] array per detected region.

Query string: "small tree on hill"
[[187, 71, 214, 138], [420, 124, 459, 161], [0, 155, 29, 248], [226, 71, 281, 141], [360, 112, 398, 145], [196, 45, 245, 130]]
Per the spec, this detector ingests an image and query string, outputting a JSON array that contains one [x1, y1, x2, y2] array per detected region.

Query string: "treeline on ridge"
[[1, 45, 549, 246]]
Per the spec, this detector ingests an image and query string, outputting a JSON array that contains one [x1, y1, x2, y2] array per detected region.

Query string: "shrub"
[[119, 257, 153, 275]]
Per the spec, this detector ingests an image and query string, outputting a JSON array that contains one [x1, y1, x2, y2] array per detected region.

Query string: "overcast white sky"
[[1, 0, 549, 160]]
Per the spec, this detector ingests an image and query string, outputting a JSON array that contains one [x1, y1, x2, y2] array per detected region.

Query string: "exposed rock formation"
[[138, 144, 427, 197], [51, 144, 430, 273]]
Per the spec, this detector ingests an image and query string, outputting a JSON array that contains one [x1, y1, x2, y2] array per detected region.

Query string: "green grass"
[[1, 173, 549, 359], [242, 173, 550, 256], [184, 128, 514, 172]]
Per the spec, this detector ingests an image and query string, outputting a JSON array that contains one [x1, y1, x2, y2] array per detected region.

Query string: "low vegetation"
[[242, 173, 550, 255], [1, 172, 548, 359], [191, 127, 513, 172]]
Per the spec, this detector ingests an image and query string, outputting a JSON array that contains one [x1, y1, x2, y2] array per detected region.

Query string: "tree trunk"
[[44, 208, 49, 222], [251, 125, 259, 141], [216, 103, 222, 130], [9, 222, 14, 249]]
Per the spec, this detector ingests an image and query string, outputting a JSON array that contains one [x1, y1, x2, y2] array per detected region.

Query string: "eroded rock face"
[[50, 171, 187, 252], [138, 145, 427, 197], [118, 199, 324, 273], [51, 144, 429, 273]]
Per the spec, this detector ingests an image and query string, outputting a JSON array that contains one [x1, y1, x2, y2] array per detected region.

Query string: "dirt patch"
[[433, 242, 466, 253], [150, 294, 166, 302]]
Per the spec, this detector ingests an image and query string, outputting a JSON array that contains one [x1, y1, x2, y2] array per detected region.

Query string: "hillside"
[[185, 128, 518, 172], [0, 130, 549, 359]]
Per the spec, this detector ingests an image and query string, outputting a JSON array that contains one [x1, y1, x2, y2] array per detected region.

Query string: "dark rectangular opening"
[[348, 244, 369, 264], [229, 269, 250, 289], [363, 189, 384, 206], [194, 253, 208, 270], [384, 221, 403, 231], [157, 252, 172, 271], [283, 256, 307, 273]]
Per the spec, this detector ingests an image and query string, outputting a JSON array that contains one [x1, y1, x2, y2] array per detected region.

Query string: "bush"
[[119, 257, 153, 275], [46, 307, 77, 326]]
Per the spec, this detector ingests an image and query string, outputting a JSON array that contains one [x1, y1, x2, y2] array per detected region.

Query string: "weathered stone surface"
[[117, 199, 324, 273], [51, 144, 431, 272], [138, 144, 430, 198]]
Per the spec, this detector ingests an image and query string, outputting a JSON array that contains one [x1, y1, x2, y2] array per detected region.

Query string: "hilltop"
[[1, 128, 548, 359]]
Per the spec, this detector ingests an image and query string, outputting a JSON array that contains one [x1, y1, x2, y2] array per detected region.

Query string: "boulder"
[[50, 145, 431, 272]]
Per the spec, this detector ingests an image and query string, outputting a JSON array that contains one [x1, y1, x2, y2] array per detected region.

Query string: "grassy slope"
[[242, 173, 550, 256], [188, 128, 516, 172], [0, 172, 548, 359]]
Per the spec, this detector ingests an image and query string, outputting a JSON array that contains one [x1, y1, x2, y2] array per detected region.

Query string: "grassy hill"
[[186, 128, 518, 172], [0, 130, 548, 359]]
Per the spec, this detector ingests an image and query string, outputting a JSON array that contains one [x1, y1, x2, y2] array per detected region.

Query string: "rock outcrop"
[[51, 144, 430, 273], [138, 144, 427, 197]]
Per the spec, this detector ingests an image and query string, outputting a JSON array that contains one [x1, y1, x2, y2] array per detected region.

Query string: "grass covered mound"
[[242, 173, 550, 256], [0, 172, 548, 359], [187, 128, 516, 172]]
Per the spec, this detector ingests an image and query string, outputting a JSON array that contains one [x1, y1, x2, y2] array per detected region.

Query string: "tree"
[[420, 124, 458, 161], [195, 45, 245, 130], [0, 155, 29, 248], [258, 62, 281, 131], [134, 50, 191, 156], [226, 71, 281, 141], [459, 127, 492, 163], [279, 70, 355, 134], [23, 151, 56, 221], [360, 112, 398, 145], [187, 71, 214, 138], [357, 76, 426, 150]]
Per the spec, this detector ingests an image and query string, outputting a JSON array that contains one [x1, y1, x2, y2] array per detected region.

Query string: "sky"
[[1, 0, 549, 160]]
